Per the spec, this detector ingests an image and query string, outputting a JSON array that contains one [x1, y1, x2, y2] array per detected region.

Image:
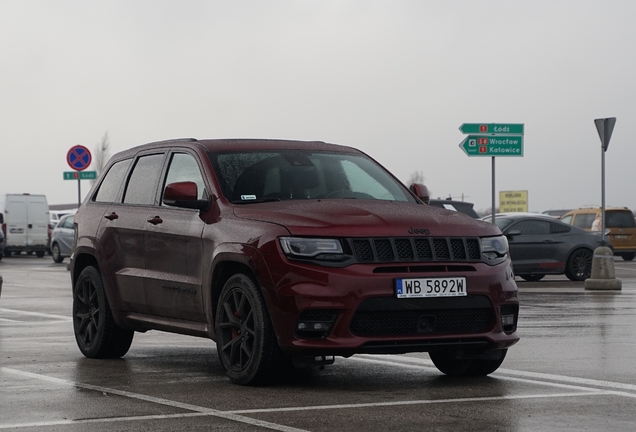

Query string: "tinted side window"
[[123, 154, 165, 205], [551, 222, 570, 234], [162, 153, 207, 205], [94, 159, 133, 203], [606, 211, 636, 228], [512, 220, 550, 235]]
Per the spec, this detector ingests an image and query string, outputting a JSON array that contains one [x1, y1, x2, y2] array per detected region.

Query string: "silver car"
[[50, 213, 75, 263]]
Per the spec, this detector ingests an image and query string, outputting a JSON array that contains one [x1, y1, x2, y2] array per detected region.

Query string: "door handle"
[[147, 216, 163, 225], [104, 212, 119, 221]]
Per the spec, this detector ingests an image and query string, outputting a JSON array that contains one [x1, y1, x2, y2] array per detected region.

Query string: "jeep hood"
[[233, 200, 500, 237]]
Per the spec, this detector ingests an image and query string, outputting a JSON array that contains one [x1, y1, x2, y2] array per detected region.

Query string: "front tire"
[[622, 252, 635, 261], [215, 273, 284, 385], [430, 349, 507, 377], [73, 266, 134, 358], [520, 274, 544, 282], [565, 248, 593, 281], [51, 243, 64, 263]]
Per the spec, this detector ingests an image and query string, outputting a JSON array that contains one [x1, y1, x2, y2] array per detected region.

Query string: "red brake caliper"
[[231, 310, 241, 339]]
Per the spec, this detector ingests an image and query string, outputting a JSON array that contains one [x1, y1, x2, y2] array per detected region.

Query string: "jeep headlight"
[[481, 235, 508, 263], [279, 237, 343, 258]]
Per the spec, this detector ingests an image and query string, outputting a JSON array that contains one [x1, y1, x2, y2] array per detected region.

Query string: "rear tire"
[[73, 266, 134, 358], [622, 253, 635, 261], [215, 273, 285, 385], [430, 349, 507, 377], [36, 250, 45, 258]]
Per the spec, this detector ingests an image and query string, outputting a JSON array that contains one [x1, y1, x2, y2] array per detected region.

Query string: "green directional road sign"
[[459, 123, 524, 135], [459, 135, 523, 157], [64, 170, 97, 180]]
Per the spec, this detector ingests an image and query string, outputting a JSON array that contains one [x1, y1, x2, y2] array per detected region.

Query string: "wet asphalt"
[[1, 255, 635, 431]]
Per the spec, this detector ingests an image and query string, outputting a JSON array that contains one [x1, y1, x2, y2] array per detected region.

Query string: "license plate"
[[395, 277, 467, 298], [614, 235, 629, 239]]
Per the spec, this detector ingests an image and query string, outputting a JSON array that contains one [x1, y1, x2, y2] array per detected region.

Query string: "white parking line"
[[615, 266, 636, 272], [2, 353, 635, 430], [0, 308, 72, 323], [0, 367, 308, 432], [351, 354, 636, 396]]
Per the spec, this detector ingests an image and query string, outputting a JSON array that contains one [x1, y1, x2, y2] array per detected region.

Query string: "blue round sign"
[[67, 145, 92, 171]]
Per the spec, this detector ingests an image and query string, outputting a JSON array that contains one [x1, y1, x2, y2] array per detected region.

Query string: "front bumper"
[[263, 255, 519, 357]]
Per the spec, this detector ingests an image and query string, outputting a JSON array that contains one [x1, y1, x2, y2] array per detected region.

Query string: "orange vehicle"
[[561, 207, 636, 261]]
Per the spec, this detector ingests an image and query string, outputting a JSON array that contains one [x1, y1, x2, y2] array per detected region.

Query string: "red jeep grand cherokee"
[[71, 138, 519, 385]]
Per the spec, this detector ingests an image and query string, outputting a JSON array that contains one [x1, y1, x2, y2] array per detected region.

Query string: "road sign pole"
[[594, 117, 616, 246], [77, 178, 81, 208], [492, 157, 496, 224]]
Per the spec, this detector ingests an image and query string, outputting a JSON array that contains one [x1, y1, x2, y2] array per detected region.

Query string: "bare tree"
[[406, 170, 425, 185], [92, 132, 110, 185]]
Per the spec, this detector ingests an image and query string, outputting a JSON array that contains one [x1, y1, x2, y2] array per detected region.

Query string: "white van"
[[0, 193, 50, 257]]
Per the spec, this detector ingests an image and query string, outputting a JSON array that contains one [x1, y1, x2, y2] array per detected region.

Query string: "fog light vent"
[[499, 304, 519, 333], [296, 310, 339, 339]]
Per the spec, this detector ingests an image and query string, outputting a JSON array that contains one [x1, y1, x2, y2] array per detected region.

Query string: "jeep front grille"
[[348, 237, 480, 263]]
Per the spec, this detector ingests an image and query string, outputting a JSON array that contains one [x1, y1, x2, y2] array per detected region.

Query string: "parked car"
[[560, 207, 636, 261], [429, 198, 480, 218], [50, 213, 76, 263], [47, 209, 77, 255], [71, 138, 519, 385], [486, 213, 605, 281]]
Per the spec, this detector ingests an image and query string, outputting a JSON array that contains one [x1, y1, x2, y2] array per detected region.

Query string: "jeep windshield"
[[208, 150, 417, 204]]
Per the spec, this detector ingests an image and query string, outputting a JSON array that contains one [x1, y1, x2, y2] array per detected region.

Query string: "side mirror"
[[409, 183, 430, 204], [506, 229, 521, 239], [163, 181, 210, 210]]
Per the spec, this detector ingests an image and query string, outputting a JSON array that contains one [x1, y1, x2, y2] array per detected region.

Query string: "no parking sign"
[[67, 145, 92, 171], [66, 144, 93, 207]]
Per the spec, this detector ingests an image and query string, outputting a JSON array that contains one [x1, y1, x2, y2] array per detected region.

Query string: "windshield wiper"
[[231, 197, 282, 204]]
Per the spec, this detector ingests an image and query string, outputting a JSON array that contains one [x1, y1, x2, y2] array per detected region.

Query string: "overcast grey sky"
[[1, 0, 634, 213]]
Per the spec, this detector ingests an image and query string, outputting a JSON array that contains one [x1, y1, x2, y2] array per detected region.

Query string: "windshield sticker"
[[241, 195, 257, 200]]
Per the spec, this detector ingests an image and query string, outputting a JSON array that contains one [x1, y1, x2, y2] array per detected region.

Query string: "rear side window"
[[606, 211, 636, 228], [551, 222, 571, 234], [573, 213, 596, 229], [124, 154, 166, 205], [94, 159, 133, 203]]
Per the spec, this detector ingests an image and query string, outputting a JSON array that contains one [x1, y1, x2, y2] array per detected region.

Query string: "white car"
[[50, 213, 75, 263]]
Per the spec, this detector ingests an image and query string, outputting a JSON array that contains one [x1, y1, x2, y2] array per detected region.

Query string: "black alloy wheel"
[[73, 266, 134, 358], [520, 274, 545, 282], [565, 248, 593, 281], [215, 273, 284, 385]]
